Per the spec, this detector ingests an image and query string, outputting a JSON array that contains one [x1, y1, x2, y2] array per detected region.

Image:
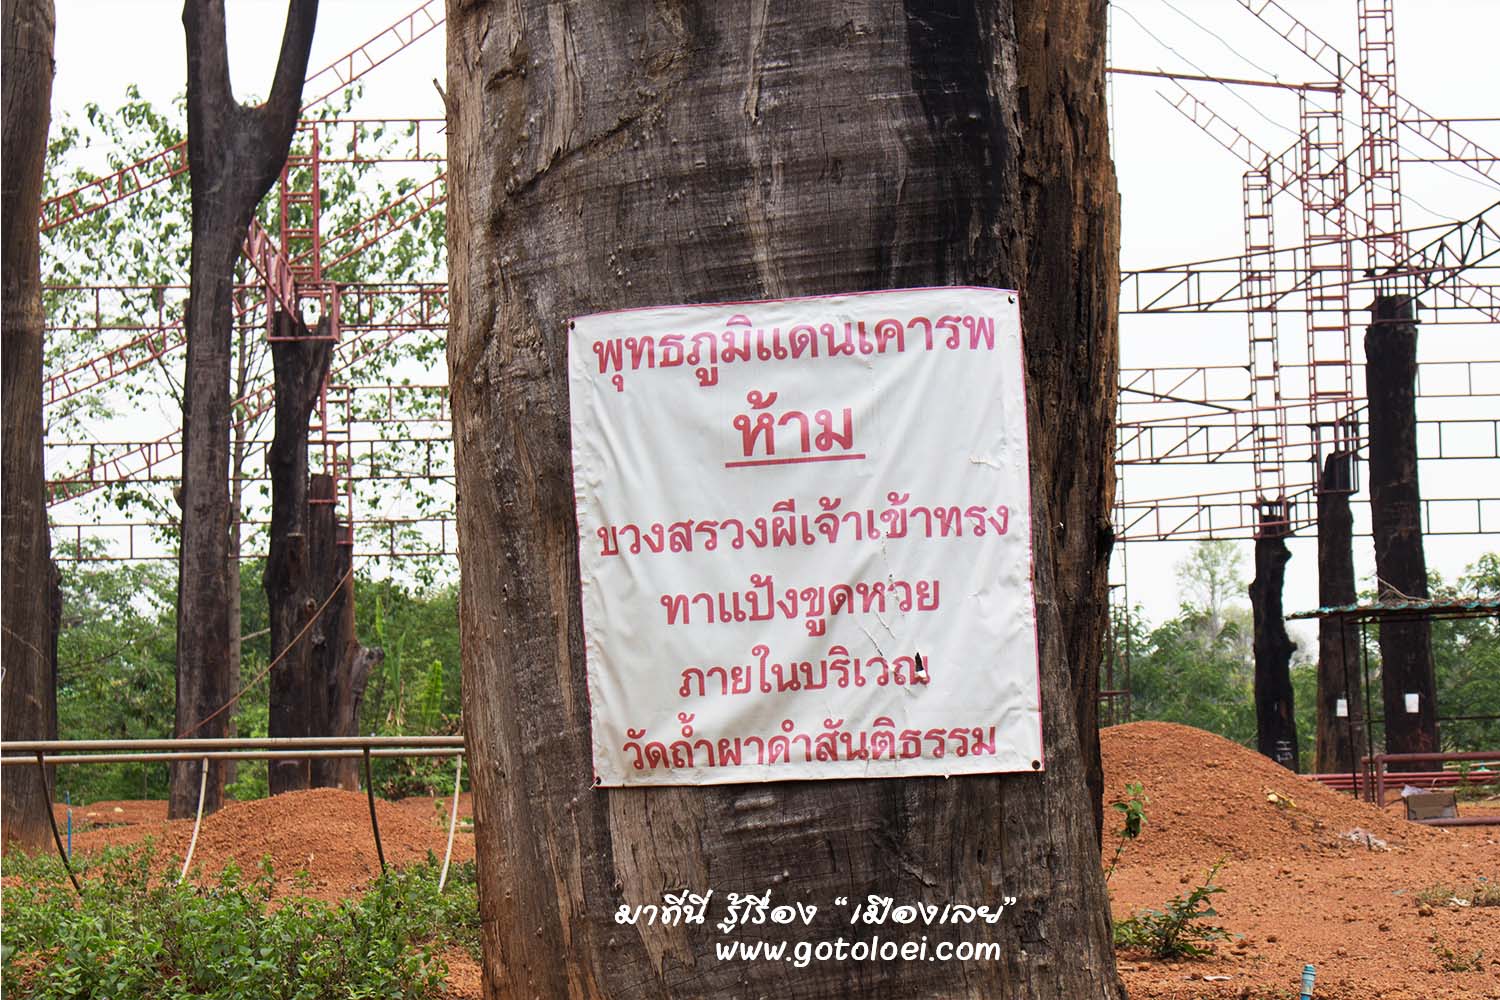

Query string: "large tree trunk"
[[171, 0, 319, 817], [264, 311, 332, 794], [266, 384, 378, 795], [447, 3, 1122, 997], [1315, 448, 1364, 774], [1365, 295, 1437, 769], [1, 0, 58, 854], [1251, 515, 1298, 770]]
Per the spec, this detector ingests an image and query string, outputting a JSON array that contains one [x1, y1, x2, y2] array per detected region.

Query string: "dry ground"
[[26, 722, 1499, 998]]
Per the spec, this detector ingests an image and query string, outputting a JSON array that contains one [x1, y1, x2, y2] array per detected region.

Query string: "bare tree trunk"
[[264, 312, 331, 794], [307, 475, 380, 790], [447, 3, 1122, 997], [1251, 516, 1298, 770], [1, 0, 57, 854], [224, 318, 254, 791], [1365, 295, 1437, 769], [1315, 449, 1364, 773], [171, 0, 319, 817]]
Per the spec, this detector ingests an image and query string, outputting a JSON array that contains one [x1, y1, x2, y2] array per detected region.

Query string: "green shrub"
[[1113, 859, 1230, 959], [1105, 782, 1148, 882], [1, 843, 479, 999], [1432, 942, 1485, 973]]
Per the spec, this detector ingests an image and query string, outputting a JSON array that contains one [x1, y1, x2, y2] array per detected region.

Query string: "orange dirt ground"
[[55, 786, 475, 901], [1103, 721, 1500, 1000], [25, 722, 1499, 998]]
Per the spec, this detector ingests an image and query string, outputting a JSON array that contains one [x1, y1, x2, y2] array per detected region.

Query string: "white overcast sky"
[[46, 1, 1500, 632]]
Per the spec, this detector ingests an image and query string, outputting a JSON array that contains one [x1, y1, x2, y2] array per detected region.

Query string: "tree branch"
[[254, 0, 321, 183], [181, 0, 233, 132]]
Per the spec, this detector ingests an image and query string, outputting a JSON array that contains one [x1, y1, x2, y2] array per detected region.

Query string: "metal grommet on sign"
[[1031, 759, 1041, 771]]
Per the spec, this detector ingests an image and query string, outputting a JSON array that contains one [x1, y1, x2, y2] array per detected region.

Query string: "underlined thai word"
[[727, 389, 859, 469]]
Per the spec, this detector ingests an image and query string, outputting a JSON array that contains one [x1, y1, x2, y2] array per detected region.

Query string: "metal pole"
[[363, 746, 386, 874], [1, 747, 465, 766], [439, 752, 463, 891], [180, 756, 209, 882], [2, 735, 465, 753], [36, 752, 82, 897]]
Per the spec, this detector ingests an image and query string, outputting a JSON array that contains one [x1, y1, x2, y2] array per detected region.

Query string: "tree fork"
[[1365, 294, 1437, 769], [171, 0, 319, 817], [447, 2, 1121, 997]]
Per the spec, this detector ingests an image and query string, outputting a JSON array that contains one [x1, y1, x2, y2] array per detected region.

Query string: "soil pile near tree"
[[1104, 722, 1498, 999], [1101, 721, 1436, 866], [63, 787, 473, 900]]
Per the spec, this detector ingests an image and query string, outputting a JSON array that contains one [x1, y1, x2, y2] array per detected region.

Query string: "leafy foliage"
[[1116, 542, 1500, 765], [1, 845, 478, 999], [1173, 540, 1246, 634], [1105, 782, 1148, 882], [1115, 601, 1264, 748], [53, 543, 179, 802], [53, 558, 461, 805], [43, 85, 453, 572], [1431, 942, 1485, 973], [1428, 555, 1500, 752]]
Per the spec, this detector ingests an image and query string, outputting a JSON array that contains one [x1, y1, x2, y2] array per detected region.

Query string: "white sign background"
[[569, 287, 1042, 786]]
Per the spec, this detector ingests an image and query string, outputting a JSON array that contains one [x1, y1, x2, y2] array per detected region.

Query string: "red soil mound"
[[68, 787, 474, 899], [1101, 721, 1439, 867], [1103, 723, 1500, 1000]]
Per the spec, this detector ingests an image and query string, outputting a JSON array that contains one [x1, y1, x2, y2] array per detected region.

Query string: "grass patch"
[[1432, 942, 1485, 973], [1414, 878, 1500, 909]]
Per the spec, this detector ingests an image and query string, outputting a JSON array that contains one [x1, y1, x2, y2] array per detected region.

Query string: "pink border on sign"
[[1011, 289, 1046, 773], [569, 284, 1023, 323]]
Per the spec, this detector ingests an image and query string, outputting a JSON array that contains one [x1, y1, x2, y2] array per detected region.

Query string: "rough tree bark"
[[172, 0, 319, 817], [224, 321, 257, 789], [306, 472, 381, 791], [264, 311, 332, 795], [1315, 449, 1364, 773], [1, 0, 58, 854], [1250, 515, 1298, 770], [1016, 0, 1118, 841], [1365, 295, 1437, 769], [447, 2, 1122, 997]]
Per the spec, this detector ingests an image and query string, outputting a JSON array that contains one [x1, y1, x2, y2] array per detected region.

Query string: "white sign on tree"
[[569, 287, 1042, 786]]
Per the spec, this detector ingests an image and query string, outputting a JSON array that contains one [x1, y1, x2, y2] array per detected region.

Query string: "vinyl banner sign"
[[569, 287, 1042, 786]]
